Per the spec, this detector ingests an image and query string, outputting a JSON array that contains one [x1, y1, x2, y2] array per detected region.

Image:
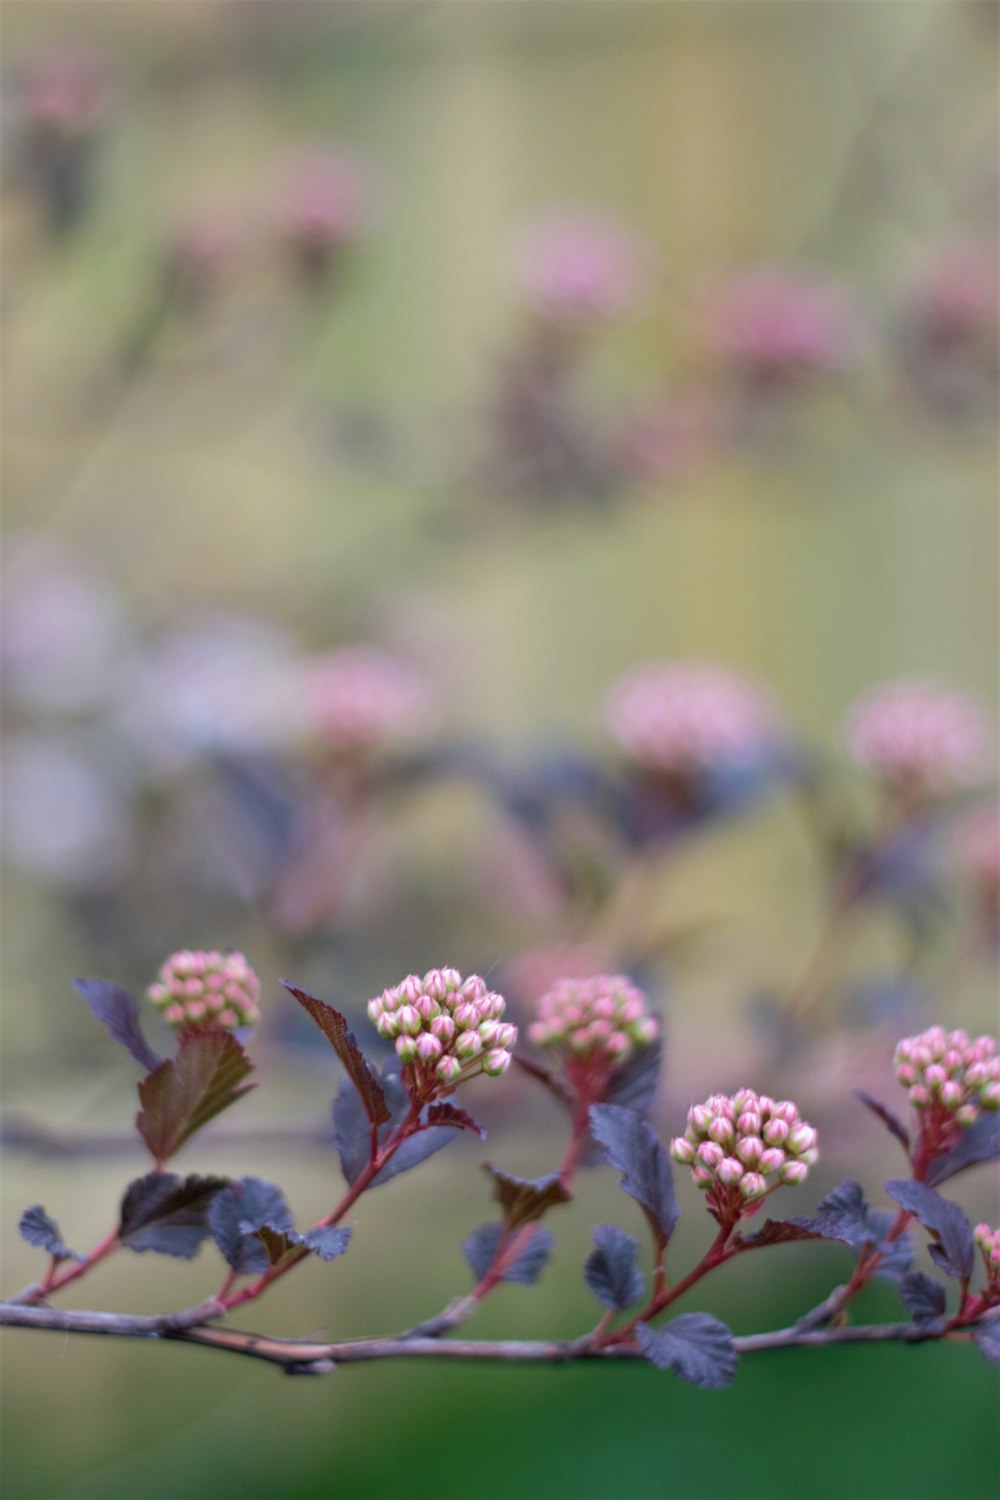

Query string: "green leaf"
[[136, 1031, 254, 1163]]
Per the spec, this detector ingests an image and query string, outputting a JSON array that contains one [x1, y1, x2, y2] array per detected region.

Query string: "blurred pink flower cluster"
[[702, 266, 864, 380], [844, 679, 993, 795], [301, 647, 434, 756], [605, 661, 783, 773], [893, 1026, 999, 1123], [18, 46, 111, 135], [509, 209, 653, 328], [147, 949, 261, 1031], [906, 241, 999, 348], [671, 1088, 818, 1222], [528, 972, 658, 1068], [279, 148, 375, 275], [367, 968, 516, 1094]]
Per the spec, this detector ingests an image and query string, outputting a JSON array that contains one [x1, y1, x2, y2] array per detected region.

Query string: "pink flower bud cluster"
[[147, 950, 261, 1031], [302, 648, 434, 755], [844, 680, 993, 795], [279, 149, 374, 267], [528, 973, 658, 1078], [702, 266, 864, 378], [509, 210, 654, 328], [893, 1027, 1000, 1124], [671, 1089, 818, 1224], [367, 969, 516, 1095], [19, 46, 111, 135], [605, 661, 783, 774], [907, 242, 999, 346], [973, 1224, 1000, 1287]]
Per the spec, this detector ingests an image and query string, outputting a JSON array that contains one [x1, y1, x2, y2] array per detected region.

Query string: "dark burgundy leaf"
[[635, 1313, 737, 1389], [462, 1222, 554, 1285], [925, 1114, 1000, 1187], [898, 1271, 947, 1323], [589, 1103, 679, 1245], [74, 979, 162, 1073], [332, 1062, 455, 1188], [426, 1103, 487, 1138], [282, 982, 389, 1127], [119, 1173, 227, 1258], [864, 1209, 914, 1283], [853, 1090, 910, 1153], [973, 1316, 1000, 1362], [606, 1037, 663, 1115], [19, 1205, 84, 1262], [884, 1179, 975, 1280], [737, 1219, 828, 1249], [136, 1031, 254, 1163], [584, 1224, 645, 1311], [208, 1177, 293, 1274], [484, 1166, 572, 1231]]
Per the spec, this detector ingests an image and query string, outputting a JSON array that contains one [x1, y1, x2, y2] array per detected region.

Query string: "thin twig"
[[2, 1299, 994, 1378]]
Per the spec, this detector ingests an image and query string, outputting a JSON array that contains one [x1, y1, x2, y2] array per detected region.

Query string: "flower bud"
[[483, 1048, 511, 1076], [739, 1172, 767, 1200], [671, 1137, 696, 1164], [779, 1160, 809, 1185]]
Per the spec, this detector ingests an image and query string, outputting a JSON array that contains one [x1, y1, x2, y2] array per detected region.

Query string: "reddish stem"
[[221, 1099, 423, 1312], [30, 1227, 121, 1303]]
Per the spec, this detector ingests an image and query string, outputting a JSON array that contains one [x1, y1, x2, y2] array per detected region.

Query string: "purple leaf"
[[19, 1205, 84, 1263], [898, 1271, 947, 1324], [462, 1222, 554, 1285], [484, 1166, 571, 1231], [973, 1315, 1000, 1362], [136, 1030, 254, 1163], [237, 1219, 352, 1269], [332, 1062, 455, 1187], [635, 1313, 737, 1389], [282, 982, 389, 1128], [589, 1104, 679, 1245], [208, 1177, 293, 1274], [853, 1090, 910, 1153], [791, 1180, 913, 1281], [74, 979, 162, 1073], [925, 1114, 1000, 1187], [884, 1179, 974, 1280], [606, 1036, 663, 1114], [584, 1224, 645, 1311], [119, 1173, 227, 1259]]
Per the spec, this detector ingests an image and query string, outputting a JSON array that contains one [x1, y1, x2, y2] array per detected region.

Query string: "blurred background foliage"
[[1, 2, 998, 1498]]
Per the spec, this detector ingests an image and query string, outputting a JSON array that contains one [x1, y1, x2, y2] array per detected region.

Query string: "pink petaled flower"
[[279, 148, 375, 272], [844, 679, 993, 795], [528, 973, 659, 1102], [671, 1087, 817, 1226], [605, 661, 783, 774], [702, 265, 864, 379], [368, 968, 515, 1100], [508, 209, 654, 328], [147, 950, 261, 1032], [894, 1026, 999, 1171], [301, 647, 434, 756], [19, 46, 111, 135]]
